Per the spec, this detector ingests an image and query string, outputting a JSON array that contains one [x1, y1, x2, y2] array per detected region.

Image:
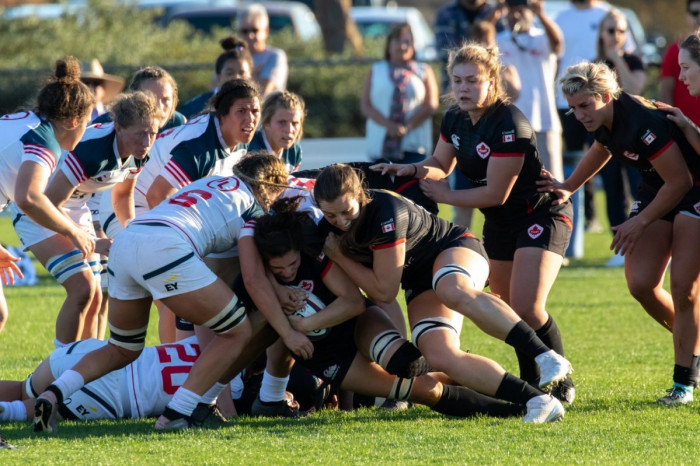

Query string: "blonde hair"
[[261, 91, 306, 140], [233, 151, 289, 212], [446, 42, 508, 108], [109, 91, 163, 128], [559, 61, 621, 101]]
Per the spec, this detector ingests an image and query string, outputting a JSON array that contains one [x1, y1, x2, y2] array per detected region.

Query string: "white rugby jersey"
[[0, 111, 61, 211], [133, 113, 246, 209], [125, 337, 201, 418], [58, 123, 146, 210], [282, 176, 322, 224], [132, 175, 264, 256]]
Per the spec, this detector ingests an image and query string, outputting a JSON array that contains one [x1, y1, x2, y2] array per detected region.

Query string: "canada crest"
[[527, 224, 543, 239], [623, 150, 639, 161], [299, 280, 314, 292], [642, 130, 656, 146], [476, 142, 491, 159]]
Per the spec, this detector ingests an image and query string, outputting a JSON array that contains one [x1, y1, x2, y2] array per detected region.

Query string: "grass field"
[[1, 207, 699, 465]]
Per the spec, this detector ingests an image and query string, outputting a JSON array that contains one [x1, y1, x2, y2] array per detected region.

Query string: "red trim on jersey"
[[371, 238, 406, 250], [440, 133, 448, 142], [164, 161, 192, 187], [460, 231, 476, 238], [24, 144, 56, 170], [490, 152, 524, 158], [396, 179, 418, 193], [648, 140, 674, 161], [320, 261, 333, 279], [129, 370, 142, 418], [65, 151, 87, 183]]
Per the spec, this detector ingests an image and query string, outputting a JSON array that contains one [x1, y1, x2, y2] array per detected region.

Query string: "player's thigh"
[[624, 219, 672, 291], [670, 213, 700, 299], [509, 247, 563, 313]]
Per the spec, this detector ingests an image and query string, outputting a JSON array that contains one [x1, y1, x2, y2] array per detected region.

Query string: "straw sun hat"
[[80, 59, 125, 104]]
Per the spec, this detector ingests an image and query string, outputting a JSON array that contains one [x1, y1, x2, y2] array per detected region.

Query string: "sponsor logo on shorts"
[[451, 134, 460, 149], [642, 130, 656, 146], [74, 403, 98, 417], [165, 276, 179, 292], [502, 131, 515, 143], [381, 219, 395, 233], [299, 280, 314, 292], [476, 142, 491, 158], [528, 224, 544, 239], [323, 364, 339, 380], [623, 150, 639, 161]]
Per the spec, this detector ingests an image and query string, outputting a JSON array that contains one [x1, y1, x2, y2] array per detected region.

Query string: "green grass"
[[1, 205, 696, 465]]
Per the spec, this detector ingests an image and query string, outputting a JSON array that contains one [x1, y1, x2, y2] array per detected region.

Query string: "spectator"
[[434, 0, 505, 91], [497, 0, 563, 181], [555, 0, 610, 233], [658, 0, 700, 126], [361, 23, 438, 164], [80, 59, 125, 122], [596, 8, 645, 267], [237, 3, 288, 96], [180, 36, 253, 119]]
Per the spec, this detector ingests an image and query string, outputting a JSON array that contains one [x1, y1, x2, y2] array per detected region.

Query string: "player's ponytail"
[[36, 57, 94, 122], [233, 151, 289, 212]]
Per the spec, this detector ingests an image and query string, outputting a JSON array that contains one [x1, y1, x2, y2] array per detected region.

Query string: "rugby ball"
[[293, 291, 328, 339]]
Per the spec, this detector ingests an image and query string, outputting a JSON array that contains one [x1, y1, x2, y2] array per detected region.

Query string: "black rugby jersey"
[[593, 92, 700, 190], [440, 102, 553, 221], [321, 189, 470, 284]]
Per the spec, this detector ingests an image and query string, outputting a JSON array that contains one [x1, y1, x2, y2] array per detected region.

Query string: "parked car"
[[164, 1, 321, 41], [350, 5, 438, 61]]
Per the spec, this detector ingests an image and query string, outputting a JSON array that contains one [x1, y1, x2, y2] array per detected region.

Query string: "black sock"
[[385, 341, 432, 378], [536, 315, 565, 355], [494, 372, 543, 405], [431, 384, 525, 418], [673, 361, 698, 387], [504, 321, 550, 358], [514, 347, 539, 385]]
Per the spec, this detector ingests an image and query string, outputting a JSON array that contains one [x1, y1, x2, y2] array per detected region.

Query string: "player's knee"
[[384, 340, 432, 379], [108, 323, 148, 353], [46, 250, 94, 286], [369, 330, 402, 366], [670, 278, 698, 310], [387, 376, 415, 401], [201, 295, 248, 335]]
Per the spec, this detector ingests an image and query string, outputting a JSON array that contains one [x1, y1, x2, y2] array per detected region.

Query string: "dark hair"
[[681, 30, 700, 66], [253, 204, 307, 261], [384, 23, 415, 61], [109, 91, 162, 128], [211, 78, 260, 117], [35, 57, 94, 122], [314, 164, 373, 263], [233, 151, 289, 212], [216, 36, 254, 76], [129, 66, 180, 114]]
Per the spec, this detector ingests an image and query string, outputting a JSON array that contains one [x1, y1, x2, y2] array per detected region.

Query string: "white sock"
[[167, 387, 201, 416], [52, 369, 85, 401], [200, 382, 226, 405], [230, 373, 244, 400], [258, 371, 289, 403], [0, 401, 28, 421]]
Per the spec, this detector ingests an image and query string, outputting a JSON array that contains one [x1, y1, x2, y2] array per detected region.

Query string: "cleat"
[[535, 350, 573, 392], [657, 385, 693, 406], [523, 394, 565, 423], [551, 379, 576, 405], [251, 395, 305, 418], [190, 403, 227, 426], [33, 397, 57, 433], [154, 407, 196, 430], [0, 435, 17, 450]]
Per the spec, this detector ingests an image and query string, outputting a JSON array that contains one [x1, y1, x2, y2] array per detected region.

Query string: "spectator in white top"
[[237, 3, 288, 96], [497, 0, 563, 181]]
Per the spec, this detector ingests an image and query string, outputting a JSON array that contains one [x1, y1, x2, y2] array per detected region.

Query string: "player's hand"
[[287, 314, 307, 334], [323, 233, 341, 260], [610, 216, 645, 256], [369, 162, 414, 177], [419, 178, 451, 203], [282, 328, 313, 360], [537, 169, 572, 205], [0, 245, 23, 285], [95, 238, 113, 256], [276, 286, 307, 314], [657, 101, 695, 132], [69, 227, 96, 258]]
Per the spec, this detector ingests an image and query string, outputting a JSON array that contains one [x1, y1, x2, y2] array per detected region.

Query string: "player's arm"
[[15, 162, 94, 257], [421, 154, 522, 208], [112, 177, 137, 227], [292, 263, 366, 334], [325, 234, 404, 304], [146, 175, 178, 209], [239, 236, 313, 359], [373, 136, 458, 179]]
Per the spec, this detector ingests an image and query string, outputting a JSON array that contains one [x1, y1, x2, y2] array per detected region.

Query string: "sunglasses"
[[606, 28, 626, 35], [240, 27, 260, 34], [689, 10, 700, 17]]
